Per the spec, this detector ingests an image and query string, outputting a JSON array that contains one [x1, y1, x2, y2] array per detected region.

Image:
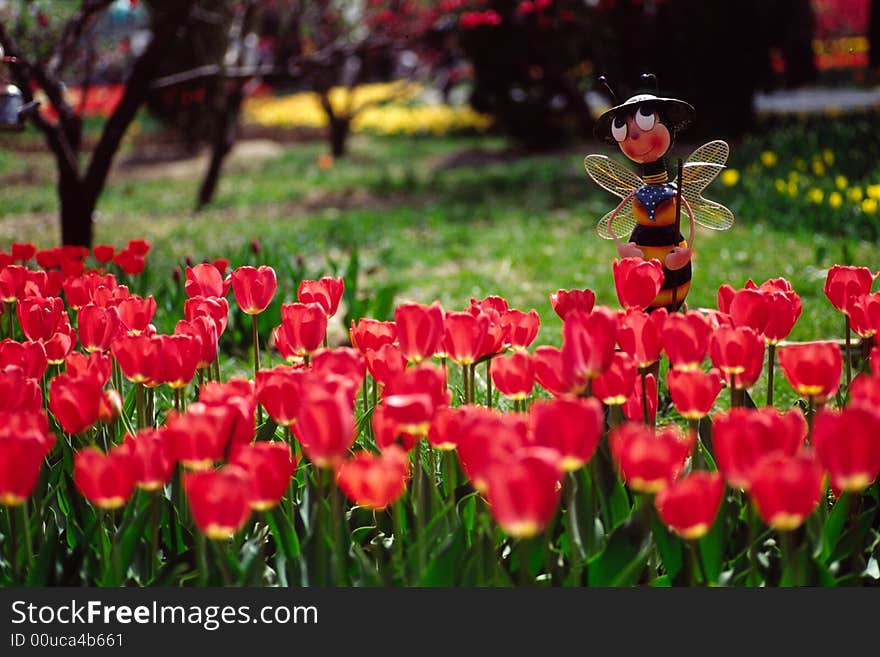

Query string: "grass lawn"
[[1, 128, 877, 409]]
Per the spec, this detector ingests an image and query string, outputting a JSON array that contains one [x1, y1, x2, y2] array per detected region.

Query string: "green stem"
[[517, 538, 530, 586], [19, 503, 33, 572], [9, 504, 19, 581], [136, 383, 146, 430], [149, 491, 159, 583], [391, 500, 406, 584], [689, 418, 705, 470], [691, 540, 709, 586], [461, 363, 469, 404], [252, 315, 263, 425], [6, 300, 14, 339], [565, 472, 584, 582], [640, 367, 649, 425], [845, 315, 852, 391], [99, 510, 110, 584], [767, 344, 776, 407], [314, 468, 327, 586], [196, 532, 208, 586], [486, 358, 493, 409], [729, 372, 737, 408], [329, 470, 347, 586], [361, 377, 368, 415], [807, 396, 815, 441], [209, 540, 232, 586]]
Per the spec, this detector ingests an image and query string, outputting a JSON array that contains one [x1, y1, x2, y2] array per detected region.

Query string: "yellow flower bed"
[[243, 81, 492, 136]]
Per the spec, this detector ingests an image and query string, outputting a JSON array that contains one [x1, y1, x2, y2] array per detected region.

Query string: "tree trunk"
[[197, 85, 244, 210], [329, 116, 350, 158], [58, 171, 93, 247]]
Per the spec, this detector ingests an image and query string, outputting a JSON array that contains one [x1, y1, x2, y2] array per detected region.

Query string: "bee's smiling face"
[[612, 105, 671, 164]]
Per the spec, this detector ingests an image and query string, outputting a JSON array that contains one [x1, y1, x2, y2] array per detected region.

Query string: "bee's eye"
[[635, 107, 656, 131], [611, 117, 628, 142]]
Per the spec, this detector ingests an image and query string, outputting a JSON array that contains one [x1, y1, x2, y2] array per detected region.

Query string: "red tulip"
[[667, 368, 723, 420], [0, 434, 46, 506], [610, 422, 694, 493], [456, 407, 529, 492], [185, 465, 254, 539], [365, 343, 408, 387], [725, 287, 770, 333], [613, 257, 665, 310], [335, 445, 410, 510], [491, 350, 535, 400], [501, 308, 540, 350], [165, 403, 234, 470], [231, 442, 296, 510], [184, 295, 229, 336], [394, 302, 444, 363], [473, 308, 506, 360], [0, 339, 47, 380], [618, 308, 667, 368], [813, 407, 880, 493], [530, 397, 604, 471], [11, 242, 35, 262], [114, 249, 146, 275], [593, 351, 637, 405], [77, 304, 121, 353], [622, 372, 658, 424], [350, 318, 396, 353], [65, 351, 111, 386], [231, 265, 277, 315], [185, 263, 229, 298], [123, 239, 150, 256], [0, 369, 42, 413], [49, 373, 103, 434], [61, 256, 85, 278], [63, 271, 116, 309], [123, 429, 174, 491], [43, 318, 76, 365], [198, 379, 256, 449], [0, 265, 27, 302], [484, 447, 562, 538], [777, 341, 841, 404], [111, 334, 160, 384], [372, 403, 417, 452], [561, 307, 618, 381], [709, 326, 765, 388], [255, 365, 306, 426], [155, 334, 201, 389], [849, 373, 880, 409], [662, 311, 712, 370], [427, 405, 460, 451], [292, 383, 356, 468], [533, 345, 580, 396], [550, 287, 595, 320], [655, 471, 725, 539], [713, 408, 807, 490], [93, 244, 115, 263], [824, 265, 876, 314], [280, 302, 327, 357], [848, 292, 880, 338], [298, 276, 344, 318], [175, 316, 218, 368], [442, 311, 488, 365], [117, 294, 156, 335], [33, 248, 59, 269], [311, 347, 366, 385], [383, 364, 449, 434], [756, 281, 802, 344], [17, 296, 65, 342], [469, 295, 509, 315], [748, 452, 825, 530], [74, 446, 137, 509]]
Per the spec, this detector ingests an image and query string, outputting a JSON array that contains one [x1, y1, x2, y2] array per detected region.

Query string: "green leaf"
[[820, 492, 851, 563], [267, 506, 301, 562], [420, 530, 467, 586], [26, 513, 59, 586], [587, 509, 651, 586], [650, 515, 684, 582]]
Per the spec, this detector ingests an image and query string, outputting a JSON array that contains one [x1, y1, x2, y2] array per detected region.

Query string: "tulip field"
[[0, 234, 879, 588]]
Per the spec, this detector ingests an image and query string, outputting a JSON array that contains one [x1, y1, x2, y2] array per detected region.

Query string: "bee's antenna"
[[640, 73, 659, 93], [597, 75, 617, 103]]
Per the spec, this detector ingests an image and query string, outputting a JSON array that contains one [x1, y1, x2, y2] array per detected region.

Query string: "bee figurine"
[[585, 74, 734, 312]]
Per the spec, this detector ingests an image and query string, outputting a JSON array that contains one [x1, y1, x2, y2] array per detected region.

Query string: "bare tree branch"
[[48, 0, 115, 77]]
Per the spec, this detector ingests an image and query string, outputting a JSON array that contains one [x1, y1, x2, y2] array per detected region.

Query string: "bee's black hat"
[[594, 75, 695, 146]]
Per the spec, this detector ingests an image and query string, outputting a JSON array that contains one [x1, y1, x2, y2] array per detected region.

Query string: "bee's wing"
[[681, 140, 734, 231], [596, 203, 638, 240], [685, 195, 735, 231], [584, 154, 641, 199]]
